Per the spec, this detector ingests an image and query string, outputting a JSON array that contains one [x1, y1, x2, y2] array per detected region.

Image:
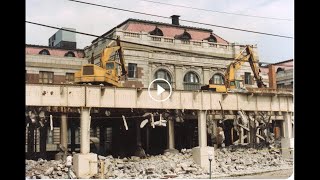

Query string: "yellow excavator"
[[74, 37, 127, 86], [201, 45, 266, 92]]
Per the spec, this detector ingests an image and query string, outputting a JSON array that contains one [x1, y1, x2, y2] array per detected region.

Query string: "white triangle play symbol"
[[157, 84, 165, 96]]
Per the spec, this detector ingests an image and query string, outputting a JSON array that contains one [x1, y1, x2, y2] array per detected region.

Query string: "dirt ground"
[[224, 168, 293, 179]]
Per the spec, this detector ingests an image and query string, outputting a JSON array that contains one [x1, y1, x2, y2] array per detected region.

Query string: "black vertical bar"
[[70, 119, 76, 152], [39, 125, 47, 159], [100, 125, 106, 155], [27, 125, 35, 158]]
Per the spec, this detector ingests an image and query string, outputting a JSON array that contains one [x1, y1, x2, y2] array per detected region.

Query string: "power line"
[[26, 21, 293, 66], [140, 0, 292, 21], [68, 0, 293, 39]]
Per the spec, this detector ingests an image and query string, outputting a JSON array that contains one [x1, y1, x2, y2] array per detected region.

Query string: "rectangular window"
[[39, 71, 53, 84], [128, 63, 137, 78], [65, 73, 74, 83], [244, 72, 251, 85]]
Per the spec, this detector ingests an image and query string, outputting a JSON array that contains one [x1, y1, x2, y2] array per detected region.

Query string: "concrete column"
[[73, 107, 98, 178], [61, 114, 68, 150], [175, 66, 183, 90], [203, 68, 211, 85], [165, 119, 178, 153], [198, 110, 207, 147], [55, 113, 69, 160], [80, 108, 90, 154], [211, 118, 218, 149], [283, 112, 293, 138], [192, 110, 214, 171], [281, 112, 294, 159]]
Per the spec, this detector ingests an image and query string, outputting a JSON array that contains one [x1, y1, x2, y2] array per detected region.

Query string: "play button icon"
[[148, 78, 172, 102], [157, 84, 165, 96]]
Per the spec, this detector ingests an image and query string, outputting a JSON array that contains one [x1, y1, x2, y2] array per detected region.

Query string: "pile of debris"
[[95, 149, 207, 179], [25, 145, 293, 179], [25, 158, 74, 179], [213, 145, 293, 175]]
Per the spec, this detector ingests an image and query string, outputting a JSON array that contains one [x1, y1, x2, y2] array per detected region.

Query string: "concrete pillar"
[[175, 66, 183, 90], [81, 108, 90, 154], [283, 112, 293, 138], [192, 110, 214, 172], [203, 68, 211, 85], [281, 112, 293, 159], [73, 107, 98, 178], [212, 119, 218, 149], [61, 114, 68, 150], [55, 113, 68, 160], [164, 119, 178, 153], [198, 110, 207, 147]]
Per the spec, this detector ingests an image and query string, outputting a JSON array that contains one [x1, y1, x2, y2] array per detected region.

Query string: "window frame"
[[244, 72, 252, 85], [39, 49, 50, 55], [211, 73, 225, 85], [184, 72, 200, 84], [128, 63, 138, 78], [39, 71, 54, 84], [65, 73, 75, 83]]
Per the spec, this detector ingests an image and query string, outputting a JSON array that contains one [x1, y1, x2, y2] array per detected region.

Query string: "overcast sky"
[[26, 0, 293, 63]]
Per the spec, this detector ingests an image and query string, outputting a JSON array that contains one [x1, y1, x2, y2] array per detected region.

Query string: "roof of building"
[[272, 59, 293, 65], [26, 44, 84, 51], [92, 18, 229, 44]]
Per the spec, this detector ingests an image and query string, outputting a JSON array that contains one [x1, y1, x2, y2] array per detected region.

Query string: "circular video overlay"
[[148, 78, 172, 102]]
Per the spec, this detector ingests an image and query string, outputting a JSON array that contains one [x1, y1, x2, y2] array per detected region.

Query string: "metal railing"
[[183, 83, 202, 91]]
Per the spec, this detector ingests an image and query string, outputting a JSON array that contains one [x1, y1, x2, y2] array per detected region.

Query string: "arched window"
[[184, 72, 199, 83], [149, 26, 164, 36], [276, 67, 285, 73], [154, 69, 172, 89], [39, 49, 50, 55], [210, 73, 225, 85], [205, 33, 217, 43], [175, 29, 191, 40], [183, 72, 200, 90], [64, 51, 75, 57]]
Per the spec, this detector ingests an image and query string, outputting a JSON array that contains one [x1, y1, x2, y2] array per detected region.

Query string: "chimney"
[[171, 15, 180, 25], [268, 64, 276, 89]]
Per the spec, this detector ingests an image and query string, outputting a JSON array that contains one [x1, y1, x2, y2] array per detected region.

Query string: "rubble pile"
[[213, 145, 293, 175], [96, 149, 207, 179], [25, 146, 293, 179], [25, 159, 72, 179]]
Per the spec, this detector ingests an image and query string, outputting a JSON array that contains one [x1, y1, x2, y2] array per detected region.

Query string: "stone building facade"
[[260, 59, 293, 89], [84, 17, 261, 91], [26, 44, 87, 84]]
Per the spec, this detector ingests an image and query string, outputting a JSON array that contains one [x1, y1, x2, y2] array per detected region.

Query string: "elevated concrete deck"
[[26, 84, 293, 112]]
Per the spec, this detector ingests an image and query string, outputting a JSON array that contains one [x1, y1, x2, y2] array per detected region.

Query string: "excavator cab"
[[201, 45, 266, 93], [74, 37, 127, 86]]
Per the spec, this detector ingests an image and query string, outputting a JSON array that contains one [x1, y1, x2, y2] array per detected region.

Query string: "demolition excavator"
[[201, 45, 266, 92], [74, 37, 127, 86]]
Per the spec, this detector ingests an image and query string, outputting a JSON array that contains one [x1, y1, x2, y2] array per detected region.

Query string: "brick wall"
[[26, 74, 39, 83]]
